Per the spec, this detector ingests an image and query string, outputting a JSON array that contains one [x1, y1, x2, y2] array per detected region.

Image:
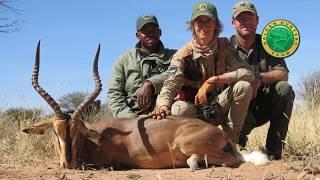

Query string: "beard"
[[237, 27, 256, 39]]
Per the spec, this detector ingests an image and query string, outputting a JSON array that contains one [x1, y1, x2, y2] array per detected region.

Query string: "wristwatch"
[[255, 72, 262, 80]]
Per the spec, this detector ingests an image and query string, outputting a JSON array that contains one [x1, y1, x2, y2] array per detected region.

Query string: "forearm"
[[156, 79, 181, 108], [147, 71, 169, 94], [260, 70, 288, 85], [156, 57, 184, 107], [219, 68, 254, 85], [225, 50, 255, 84]]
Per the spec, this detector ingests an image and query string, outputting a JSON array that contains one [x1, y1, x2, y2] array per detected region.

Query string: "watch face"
[[255, 72, 262, 79]]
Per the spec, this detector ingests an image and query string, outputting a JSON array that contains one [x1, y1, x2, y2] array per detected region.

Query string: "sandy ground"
[[0, 160, 319, 180]]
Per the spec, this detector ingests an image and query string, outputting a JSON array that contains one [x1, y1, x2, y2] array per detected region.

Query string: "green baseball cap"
[[191, 2, 218, 21], [136, 15, 159, 31], [232, 1, 257, 19]]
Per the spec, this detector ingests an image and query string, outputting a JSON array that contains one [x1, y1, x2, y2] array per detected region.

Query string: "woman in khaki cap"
[[150, 2, 255, 143]]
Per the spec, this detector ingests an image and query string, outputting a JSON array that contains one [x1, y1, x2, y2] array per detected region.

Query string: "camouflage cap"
[[136, 15, 159, 31], [232, 1, 257, 19], [191, 2, 218, 21]]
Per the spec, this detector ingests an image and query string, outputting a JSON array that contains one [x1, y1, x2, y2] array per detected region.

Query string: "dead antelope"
[[23, 42, 267, 170]]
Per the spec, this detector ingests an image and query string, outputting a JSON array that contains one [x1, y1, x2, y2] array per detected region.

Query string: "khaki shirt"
[[157, 37, 254, 108], [230, 34, 289, 73]]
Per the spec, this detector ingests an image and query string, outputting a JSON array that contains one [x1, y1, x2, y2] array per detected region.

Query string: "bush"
[[91, 103, 113, 122], [299, 70, 320, 108], [58, 91, 102, 121], [58, 91, 89, 112], [2, 107, 45, 122]]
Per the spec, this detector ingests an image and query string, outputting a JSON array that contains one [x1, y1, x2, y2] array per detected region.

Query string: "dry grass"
[[246, 105, 320, 175], [0, 117, 55, 166], [0, 105, 319, 173]]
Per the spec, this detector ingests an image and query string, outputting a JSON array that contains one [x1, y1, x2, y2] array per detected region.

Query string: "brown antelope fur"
[[23, 41, 244, 170]]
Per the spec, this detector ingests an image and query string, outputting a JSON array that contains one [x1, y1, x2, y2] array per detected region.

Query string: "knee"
[[171, 100, 197, 116], [233, 81, 252, 101], [275, 81, 295, 100]]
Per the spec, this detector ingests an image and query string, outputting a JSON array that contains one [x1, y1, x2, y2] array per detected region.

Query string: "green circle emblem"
[[261, 19, 300, 58]]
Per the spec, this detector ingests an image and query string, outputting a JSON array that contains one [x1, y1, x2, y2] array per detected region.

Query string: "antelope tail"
[[240, 150, 268, 165]]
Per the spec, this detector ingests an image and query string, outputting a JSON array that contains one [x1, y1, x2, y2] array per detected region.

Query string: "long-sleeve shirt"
[[108, 41, 176, 117], [157, 37, 254, 108]]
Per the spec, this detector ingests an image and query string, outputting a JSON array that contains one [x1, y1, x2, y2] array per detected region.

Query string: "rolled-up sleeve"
[[267, 55, 289, 72], [224, 48, 254, 84], [156, 57, 185, 108], [147, 71, 170, 95]]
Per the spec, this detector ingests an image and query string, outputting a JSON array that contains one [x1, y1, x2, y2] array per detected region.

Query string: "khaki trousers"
[[171, 81, 252, 143]]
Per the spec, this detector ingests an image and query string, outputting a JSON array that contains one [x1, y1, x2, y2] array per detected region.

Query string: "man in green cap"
[[150, 2, 254, 144], [230, 1, 295, 159], [108, 15, 176, 118]]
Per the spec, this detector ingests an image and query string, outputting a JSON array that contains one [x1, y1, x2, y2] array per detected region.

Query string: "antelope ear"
[[23, 119, 53, 135], [80, 126, 100, 139]]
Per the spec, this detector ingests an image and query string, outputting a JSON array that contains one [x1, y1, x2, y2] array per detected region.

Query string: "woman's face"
[[192, 15, 216, 45]]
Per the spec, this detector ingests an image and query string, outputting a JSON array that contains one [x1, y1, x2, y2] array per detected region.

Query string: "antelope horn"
[[32, 40, 65, 119], [72, 44, 102, 121]]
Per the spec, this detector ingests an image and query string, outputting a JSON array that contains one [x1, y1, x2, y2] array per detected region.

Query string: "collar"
[[192, 48, 216, 61], [193, 50, 202, 60], [231, 34, 260, 56], [135, 40, 165, 58]]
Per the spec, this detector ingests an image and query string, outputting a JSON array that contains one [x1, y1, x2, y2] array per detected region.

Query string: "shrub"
[[2, 107, 44, 122], [299, 70, 320, 108], [58, 91, 101, 121]]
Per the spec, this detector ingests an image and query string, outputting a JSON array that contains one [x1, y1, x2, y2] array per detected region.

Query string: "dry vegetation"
[[0, 103, 319, 177], [0, 111, 54, 166]]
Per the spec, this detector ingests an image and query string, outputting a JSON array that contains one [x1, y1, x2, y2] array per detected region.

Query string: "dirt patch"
[[0, 161, 318, 180]]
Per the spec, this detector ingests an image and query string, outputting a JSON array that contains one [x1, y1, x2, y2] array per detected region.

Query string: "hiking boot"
[[238, 135, 248, 149], [267, 153, 282, 160], [236, 144, 248, 153]]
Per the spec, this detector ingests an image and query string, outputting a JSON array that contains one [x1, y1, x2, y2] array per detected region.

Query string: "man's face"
[[192, 15, 216, 45], [136, 23, 161, 50], [232, 11, 259, 37]]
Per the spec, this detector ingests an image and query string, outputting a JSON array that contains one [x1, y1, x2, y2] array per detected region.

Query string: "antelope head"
[[23, 41, 102, 169]]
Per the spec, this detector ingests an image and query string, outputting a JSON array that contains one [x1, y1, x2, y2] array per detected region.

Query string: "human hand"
[[149, 105, 171, 119], [194, 76, 219, 105], [137, 81, 154, 110]]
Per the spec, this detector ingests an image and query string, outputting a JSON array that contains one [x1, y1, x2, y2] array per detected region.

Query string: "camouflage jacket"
[[108, 41, 176, 118], [157, 37, 254, 108]]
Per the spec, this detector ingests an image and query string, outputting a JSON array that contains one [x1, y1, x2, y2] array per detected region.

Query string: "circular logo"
[[261, 19, 300, 58]]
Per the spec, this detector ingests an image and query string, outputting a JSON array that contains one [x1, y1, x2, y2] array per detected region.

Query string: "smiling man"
[[230, 1, 295, 160], [108, 15, 176, 118]]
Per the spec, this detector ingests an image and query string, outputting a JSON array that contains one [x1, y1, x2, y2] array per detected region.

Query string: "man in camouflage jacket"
[[108, 15, 176, 118]]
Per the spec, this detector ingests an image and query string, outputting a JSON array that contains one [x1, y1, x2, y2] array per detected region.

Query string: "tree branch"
[[0, 0, 23, 33]]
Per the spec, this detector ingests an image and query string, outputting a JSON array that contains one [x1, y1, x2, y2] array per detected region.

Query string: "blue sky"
[[0, 0, 319, 111]]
